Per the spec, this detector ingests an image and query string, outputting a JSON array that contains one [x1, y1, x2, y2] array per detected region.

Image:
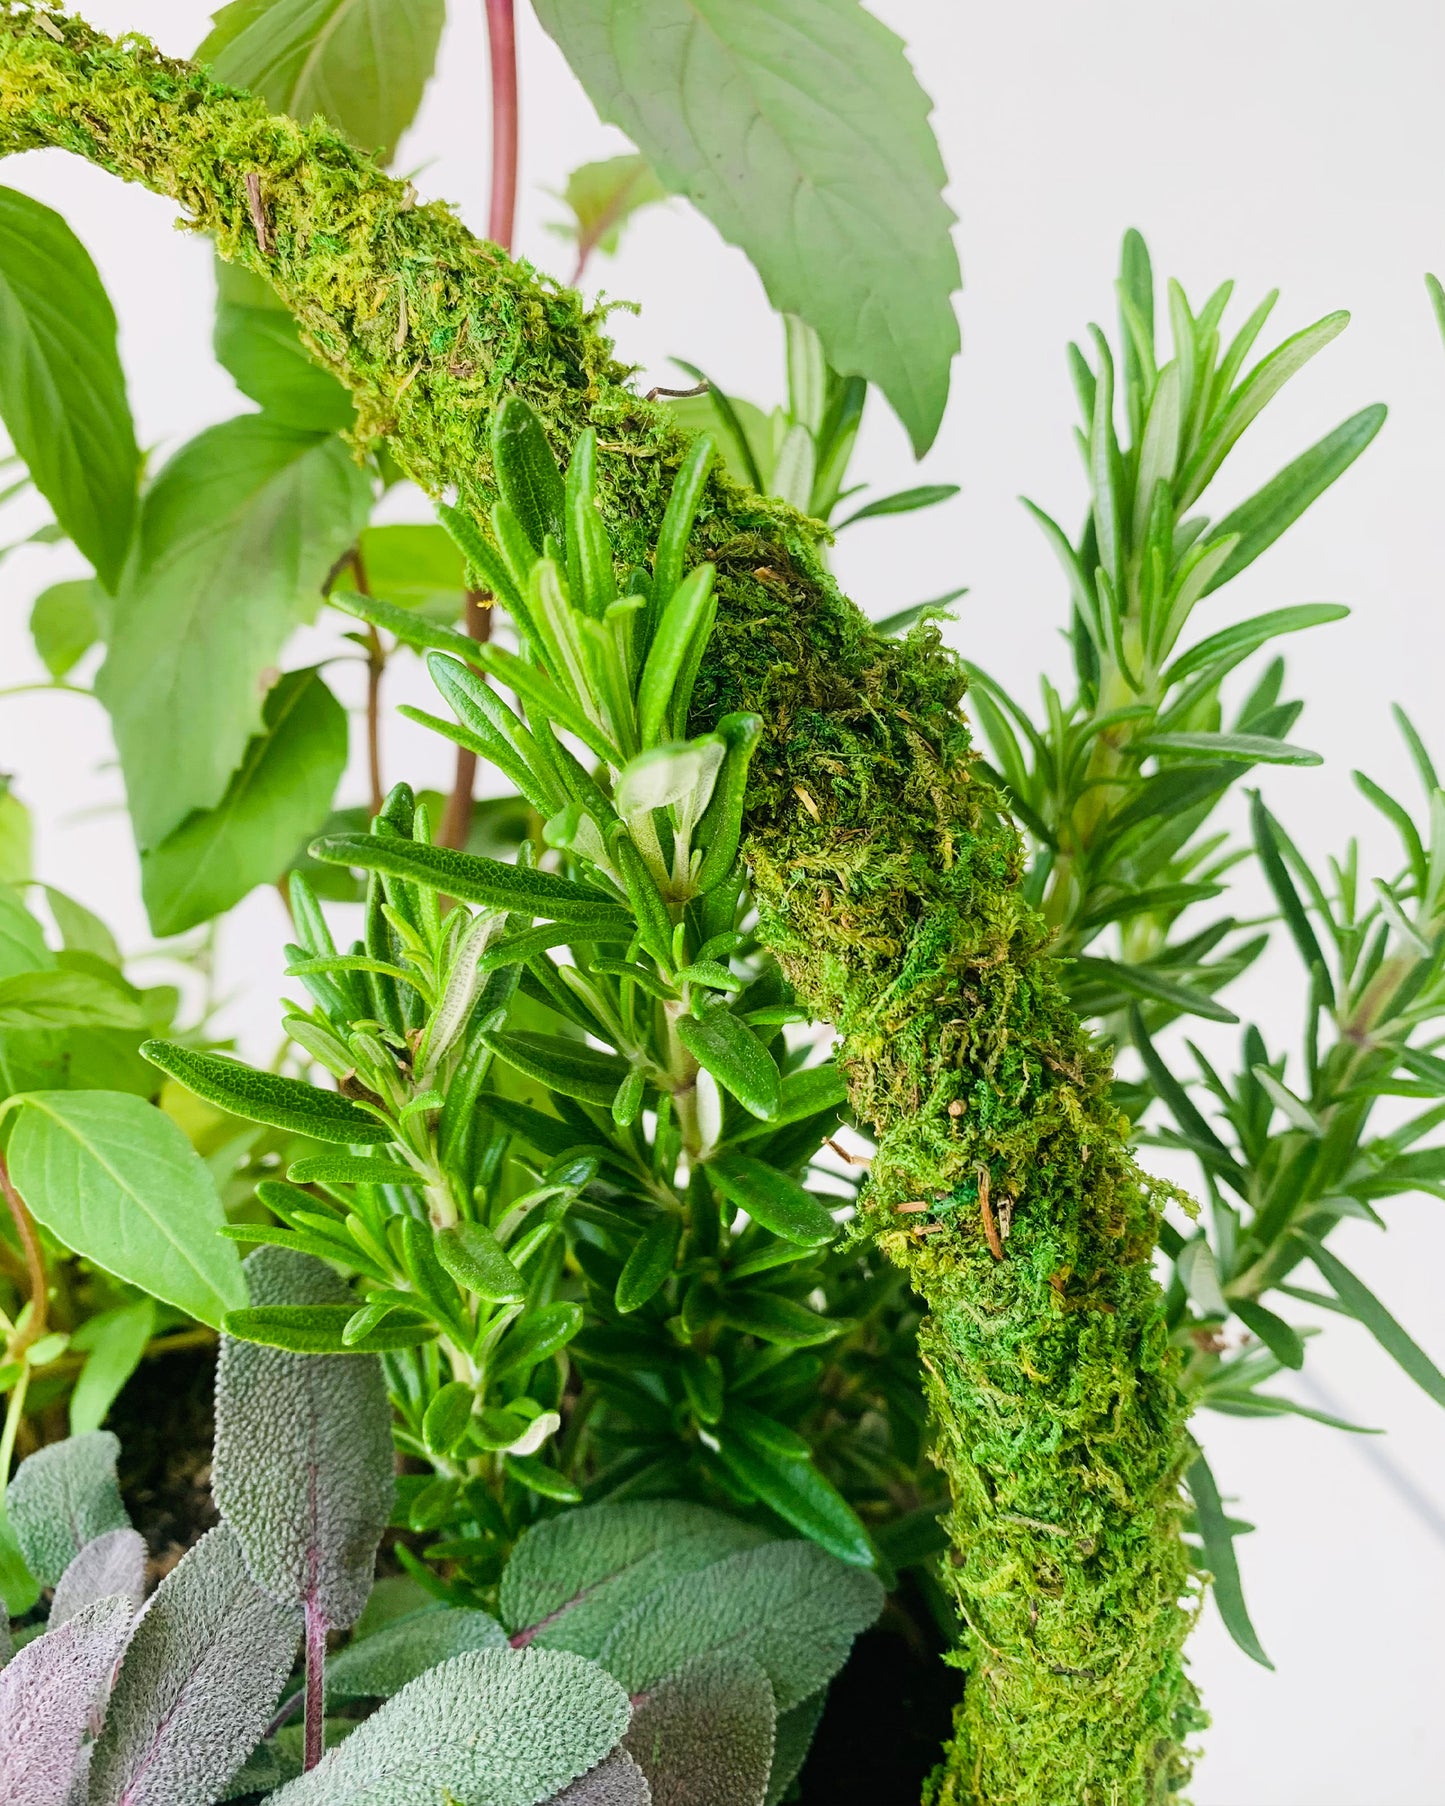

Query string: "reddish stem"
[[0, 1151, 46, 1357], [440, 1, 516, 848], [303, 1595, 327, 1770], [484, 0, 518, 253]]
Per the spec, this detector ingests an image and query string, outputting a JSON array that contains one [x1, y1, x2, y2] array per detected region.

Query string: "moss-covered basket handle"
[[0, 11, 1201, 1800]]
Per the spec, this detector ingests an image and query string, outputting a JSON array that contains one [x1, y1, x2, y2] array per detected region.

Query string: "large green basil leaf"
[[141, 667, 347, 934], [532, 0, 960, 453], [0, 188, 139, 586], [96, 415, 370, 851], [199, 0, 445, 162]]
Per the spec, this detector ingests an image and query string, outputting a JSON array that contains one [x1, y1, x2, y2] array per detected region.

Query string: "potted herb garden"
[[0, 3, 1438, 1801]]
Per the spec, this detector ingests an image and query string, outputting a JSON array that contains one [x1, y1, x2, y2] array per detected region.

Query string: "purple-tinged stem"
[[303, 1595, 327, 1770]]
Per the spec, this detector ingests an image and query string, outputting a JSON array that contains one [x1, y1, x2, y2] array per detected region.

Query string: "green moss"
[[0, 10, 1203, 1798]]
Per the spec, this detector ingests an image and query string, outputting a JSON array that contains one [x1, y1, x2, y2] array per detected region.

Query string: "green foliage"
[[0, 186, 138, 586], [623, 1651, 775, 1806], [29, 577, 101, 678], [67, 1298, 155, 1434], [90, 1523, 302, 1805], [6, 16, 1430, 1799], [95, 414, 370, 853], [48, 1522, 146, 1625], [533, 0, 959, 453], [214, 1248, 394, 1629], [549, 154, 667, 278], [3, 1088, 246, 1327], [324, 1605, 508, 1701], [7, 1430, 127, 1585], [966, 234, 1383, 1011], [199, 0, 446, 162], [141, 666, 348, 934], [0, 1592, 134, 1804], [500, 1501, 770, 1659], [266, 1646, 631, 1806], [598, 1538, 881, 1711]]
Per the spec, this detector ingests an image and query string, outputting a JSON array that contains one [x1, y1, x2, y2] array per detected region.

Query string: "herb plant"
[[0, 2, 1439, 1802], [0, 1244, 880, 1804]]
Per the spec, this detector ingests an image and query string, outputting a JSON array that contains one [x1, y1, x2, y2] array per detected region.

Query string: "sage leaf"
[[624, 1651, 775, 1806], [7, 1430, 128, 1586], [141, 1040, 393, 1144], [0, 1594, 135, 1806], [49, 1524, 147, 1627], [531, 0, 960, 453], [708, 1153, 836, 1247], [141, 667, 347, 935], [199, 0, 445, 163], [501, 1500, 769, 1659], [6, 1090, 246, 1328], [765, 1692, 826, 1806], [96, 415, 369, 851], [599, 1539, 883, 1711], [548, 1749, 653, 1806], [0, 187, 138, 586], [89, 1523, 301, 1806], [214, 1248, 394, 1631], [326, 1606, 507, 1701], [264, 1646, 631, 1806]]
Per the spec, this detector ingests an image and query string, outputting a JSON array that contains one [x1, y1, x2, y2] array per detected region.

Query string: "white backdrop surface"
[[1, 5, 1443, 1801]]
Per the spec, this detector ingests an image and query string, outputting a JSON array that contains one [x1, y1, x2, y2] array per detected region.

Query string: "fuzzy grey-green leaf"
[[624, 1652, 774, 1806], [0, 1593, 134, 1806], [598, 1539, 882, 1711], [214, 1248, 394, 1629], [326, 1605, 508, 1700], [49, 1524, 146, 1627], [549, 1749, 654, 1806], [501, 1500, 769, 1659], [265, 1646, 631, 1806], [88, 1523, 301, 1806], [7, 1430, 128, 1586]]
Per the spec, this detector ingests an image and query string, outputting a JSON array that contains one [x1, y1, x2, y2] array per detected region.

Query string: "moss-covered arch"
[[0, 10, 1202, 1799]]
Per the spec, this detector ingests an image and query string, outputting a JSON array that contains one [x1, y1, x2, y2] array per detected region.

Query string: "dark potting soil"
[[109, 1342, 219, 1583], [799, 1585, 957, 1803]]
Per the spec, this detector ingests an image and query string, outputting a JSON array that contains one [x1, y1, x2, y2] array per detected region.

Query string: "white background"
[[2, 4, 1443, 1800]]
